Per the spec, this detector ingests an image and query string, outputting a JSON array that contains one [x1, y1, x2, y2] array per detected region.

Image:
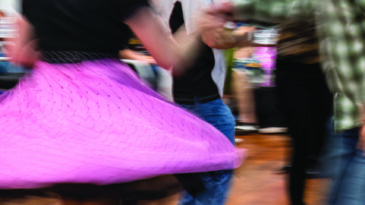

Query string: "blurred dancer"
[[152, 1, 255, 203], [154, 1, 255, 204], [167, 1, 236, 204], [203, 1, 365, 204], [230, 43, 258, 135], [0, 0, 249, 204], [275, 21, 332, 205]]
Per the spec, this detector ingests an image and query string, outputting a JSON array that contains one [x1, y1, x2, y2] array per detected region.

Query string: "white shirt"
[[153, 0, 227, 96], [0, 0, 20, 14]]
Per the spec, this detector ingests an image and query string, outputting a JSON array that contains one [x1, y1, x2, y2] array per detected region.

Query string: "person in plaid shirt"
[[201, 0, 365, 204]]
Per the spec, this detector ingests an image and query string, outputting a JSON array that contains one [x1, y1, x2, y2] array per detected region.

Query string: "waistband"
[[174, 94, 220, 105], [41, 51, 119, 64]]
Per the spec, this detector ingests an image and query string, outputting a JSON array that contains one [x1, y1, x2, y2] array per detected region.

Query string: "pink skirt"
[[0, 59, 246, 189]]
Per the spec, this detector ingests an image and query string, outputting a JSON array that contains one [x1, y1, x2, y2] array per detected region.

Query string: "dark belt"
[[41, 51, 119, 64]]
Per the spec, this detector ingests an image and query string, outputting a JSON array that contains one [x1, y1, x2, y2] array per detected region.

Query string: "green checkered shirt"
[[232, 0, 365, 131]]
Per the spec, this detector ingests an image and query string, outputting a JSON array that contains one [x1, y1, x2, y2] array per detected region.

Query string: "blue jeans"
[[329, 127, 365, 205], [177, 98, 235, 205]]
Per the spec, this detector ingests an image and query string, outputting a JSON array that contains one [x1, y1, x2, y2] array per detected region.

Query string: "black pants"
[[275, 60, 332, 205]]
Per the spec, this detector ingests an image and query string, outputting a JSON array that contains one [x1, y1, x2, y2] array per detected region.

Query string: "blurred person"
[[168, 2, 236, 205], [0, 0, 251, 204], [203, 1, 365, 204], [274, 20, 332, 205], [231, 44, 258, 135], [221, 24, 258, 136], [216, 16, 332, 205], [152, 0, 255, 204], [173, 1, 241, 204]]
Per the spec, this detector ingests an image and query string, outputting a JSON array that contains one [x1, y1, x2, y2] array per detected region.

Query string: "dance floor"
[[1, 133, 331, 205], [142, 133, 331, 205]]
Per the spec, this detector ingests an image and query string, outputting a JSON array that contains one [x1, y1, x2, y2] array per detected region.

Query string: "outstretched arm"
[[124, 7, 198, 76]]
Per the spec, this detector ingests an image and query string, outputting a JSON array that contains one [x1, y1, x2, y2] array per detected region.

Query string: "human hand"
[[199, 1, 235, 33], [3, 16, 39, 67], [201, 26, 255, 49], [199, 2, 256, 49], [5, 39, 39, 67], [200, 12, 255, 49]]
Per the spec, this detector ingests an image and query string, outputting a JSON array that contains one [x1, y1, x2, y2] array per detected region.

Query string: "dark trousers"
[[275, 59, 332, 205]]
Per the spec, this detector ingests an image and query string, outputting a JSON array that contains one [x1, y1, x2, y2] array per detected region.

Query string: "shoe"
[[274, 165, 328, 178], [235, 121, 258, 136], [305, 168, 328, 179], [258, 127, 288, 134], [235, 126, 258, 135], [274, 164, 292, 174]]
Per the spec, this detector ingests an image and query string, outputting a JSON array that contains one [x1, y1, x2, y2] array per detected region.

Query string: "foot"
[[235, 121, 258, 135], [258, 127, 288, 134], [273, 164, 292, 174]]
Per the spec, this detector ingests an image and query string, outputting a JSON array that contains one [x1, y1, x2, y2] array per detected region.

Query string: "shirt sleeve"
[[117, 0, 151, 21], [358, 0, 365, 13], [232, 0, 316, 23]]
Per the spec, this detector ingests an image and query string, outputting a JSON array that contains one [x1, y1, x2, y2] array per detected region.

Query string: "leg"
[[231, 70, 257, 124], [275, 60, 316, 205], [320, 117, 343, 183], [306, 66, 333, 172], [178, 98, 235, 205], [329, 128, 365, 205], [287, 117, 310, 205], [178, 170, 233, 205]]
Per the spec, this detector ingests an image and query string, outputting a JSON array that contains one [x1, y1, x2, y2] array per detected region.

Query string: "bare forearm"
[[125, 7, 199, 74]]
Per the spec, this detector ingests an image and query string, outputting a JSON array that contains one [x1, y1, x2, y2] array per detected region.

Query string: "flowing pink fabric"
[[0, 59, 246, 189]]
